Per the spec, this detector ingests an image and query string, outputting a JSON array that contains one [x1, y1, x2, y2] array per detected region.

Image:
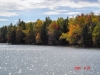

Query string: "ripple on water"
[[0, 45, 100, 75], [9, 72, 12, 75]]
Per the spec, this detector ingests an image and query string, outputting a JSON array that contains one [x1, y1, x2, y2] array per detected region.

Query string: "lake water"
[[0, 43, 100, 75]]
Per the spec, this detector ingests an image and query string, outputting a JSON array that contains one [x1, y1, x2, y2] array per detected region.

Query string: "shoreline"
[[0, 43, 99, 48]]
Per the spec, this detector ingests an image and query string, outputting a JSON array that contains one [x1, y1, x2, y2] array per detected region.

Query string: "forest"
[[0, 12, 100, 47]]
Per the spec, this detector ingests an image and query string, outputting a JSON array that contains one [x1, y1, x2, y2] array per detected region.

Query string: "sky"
[[0, 0, 100, 27]]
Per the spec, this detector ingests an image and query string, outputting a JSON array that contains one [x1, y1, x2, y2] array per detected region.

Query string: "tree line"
[[0, 12, 100, 47]]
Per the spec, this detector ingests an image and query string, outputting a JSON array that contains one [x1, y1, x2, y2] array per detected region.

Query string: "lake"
[[0, 43, 100, 75]]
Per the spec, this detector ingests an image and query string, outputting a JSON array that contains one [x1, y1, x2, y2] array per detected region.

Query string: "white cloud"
[[44, 12, 59, 15], [0, 11, 20, 17], [0, 19, 9, 21], [0, 0, 100, 17], [44, 9, 81, 15], [44, 10, 69, 15], [0, 0, 47, 10], [22, 0, 45, 3], [66, 12, 81, 15], [26, 20, 36, 23], [0, 0, 100, 11], [53, 0, 100, 9]]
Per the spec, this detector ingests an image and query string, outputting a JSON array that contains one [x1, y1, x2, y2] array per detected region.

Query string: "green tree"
[[16, 26, 25, 44], [63, 17, 69, 33], [23, 22, 35, 44], [58, 17, 69, 45], [35, 19, 43, 44], [0, 26, 7, 43], [81, 24, 93, 47], [48, 21, 60, 45], [92, 22, 100, 47], [7, 23, 12, 43], [41, 17, 52, 44]]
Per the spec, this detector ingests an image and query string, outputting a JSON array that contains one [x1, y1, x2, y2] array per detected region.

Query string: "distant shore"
[[1, 43, 97, 48]]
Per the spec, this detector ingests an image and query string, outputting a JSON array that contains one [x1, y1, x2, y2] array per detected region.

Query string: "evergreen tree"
[[41, 17, 52, 44]]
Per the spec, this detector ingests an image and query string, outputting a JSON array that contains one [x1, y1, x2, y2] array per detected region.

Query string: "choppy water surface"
[[0, 44, 100, 75]]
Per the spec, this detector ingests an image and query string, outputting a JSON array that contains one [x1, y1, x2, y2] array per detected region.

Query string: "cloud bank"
[[0, 0, 100, 17], [0, 0, 99, 27]]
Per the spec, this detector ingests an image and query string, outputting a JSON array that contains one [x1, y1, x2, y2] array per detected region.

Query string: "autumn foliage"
[[0, 12, 100, 47]]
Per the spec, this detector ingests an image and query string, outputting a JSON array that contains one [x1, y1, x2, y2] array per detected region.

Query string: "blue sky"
[[0, 0, 100, 27]]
